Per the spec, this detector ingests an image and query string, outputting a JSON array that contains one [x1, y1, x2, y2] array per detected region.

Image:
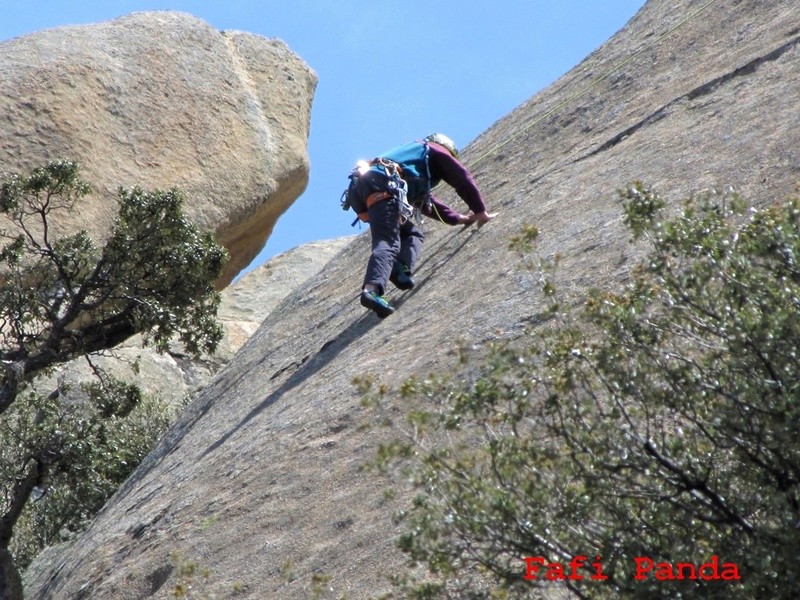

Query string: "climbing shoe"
[[389, 260, 415, 290], [360, 289, 395, 319]]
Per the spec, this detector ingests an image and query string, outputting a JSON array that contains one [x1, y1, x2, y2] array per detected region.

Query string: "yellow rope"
[[430, 201, 447, 224]]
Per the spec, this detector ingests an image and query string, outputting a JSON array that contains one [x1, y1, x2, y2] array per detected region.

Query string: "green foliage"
[[167, 550, 247, 599], [170, 551, 212, 599], [0, 161, 228, 595], [104, 186, 227, 356], [371, 185, 800, 599], [5, 384, 183, 568], [0, 161, 227, 374]]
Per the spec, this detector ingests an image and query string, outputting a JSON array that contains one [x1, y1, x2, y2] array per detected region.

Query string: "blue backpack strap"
[[377, 141, 431, 203]]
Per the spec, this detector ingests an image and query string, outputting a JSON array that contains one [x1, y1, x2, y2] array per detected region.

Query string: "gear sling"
[[340, 141, 433, 225]]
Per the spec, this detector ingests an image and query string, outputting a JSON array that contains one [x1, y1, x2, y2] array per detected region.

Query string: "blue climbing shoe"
[[390, 261, 415, 290], [360, 289, 395, 319]]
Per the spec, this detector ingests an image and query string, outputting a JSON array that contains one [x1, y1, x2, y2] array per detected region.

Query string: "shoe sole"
[[360, 293, 395, 319], [390, 277, 415, 291]]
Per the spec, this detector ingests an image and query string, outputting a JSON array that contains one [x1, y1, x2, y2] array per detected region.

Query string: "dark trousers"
[[363, 198, 424, 295]]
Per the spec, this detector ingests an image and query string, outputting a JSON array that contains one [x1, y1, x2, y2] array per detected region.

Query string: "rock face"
[[217, 237, 354, 356], [25, 0, 800, 598], [0, 11, 316, 286], [39, 236, 354, 412]]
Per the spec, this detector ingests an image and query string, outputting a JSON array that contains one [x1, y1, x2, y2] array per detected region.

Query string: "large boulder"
[[24, 0, 800, 598], [0, 11, 316, 286]]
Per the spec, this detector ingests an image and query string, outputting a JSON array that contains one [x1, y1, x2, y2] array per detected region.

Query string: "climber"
[[343, 133, 495, 318]]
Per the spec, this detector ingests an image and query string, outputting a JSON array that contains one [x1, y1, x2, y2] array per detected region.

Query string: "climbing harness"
[[341, 156, 414, 225]]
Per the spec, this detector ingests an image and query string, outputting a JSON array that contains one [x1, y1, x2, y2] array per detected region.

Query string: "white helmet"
[[424, 133, 459, 158]]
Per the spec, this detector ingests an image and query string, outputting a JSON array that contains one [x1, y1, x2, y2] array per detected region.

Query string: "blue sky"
[[0, 1, 645, 276]]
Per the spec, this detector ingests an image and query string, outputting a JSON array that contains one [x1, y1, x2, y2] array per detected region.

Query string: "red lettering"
[[655, 562, 675, 580], [525, 555, 614, 583], [568, 555, 587, 580], [545, 562, 566, 581], [720, 562, 741, 581], [675, 562, 698, 580], [633, 557, 653, 580], [633, 555, 741, 582], [699, 555, 719, 580], [591, 556, 609, 581], [528, 555, 740, 585], [524, 557, 544, 581]]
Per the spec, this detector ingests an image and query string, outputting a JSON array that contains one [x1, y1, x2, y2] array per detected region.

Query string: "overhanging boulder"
[[0, 11, 316, 286]]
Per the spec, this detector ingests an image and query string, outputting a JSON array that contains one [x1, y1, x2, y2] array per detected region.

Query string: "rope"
[[429, 201, 447, 224], [465, 0, 723, 170]]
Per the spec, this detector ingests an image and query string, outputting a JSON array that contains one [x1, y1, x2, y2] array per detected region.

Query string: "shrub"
[[0, 161, 227, 599], [370, 185, 800, 599]]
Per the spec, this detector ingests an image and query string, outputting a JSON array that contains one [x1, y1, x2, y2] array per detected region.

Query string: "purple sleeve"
[[421, 196, 463, 225], [427, 143, 488, 215]]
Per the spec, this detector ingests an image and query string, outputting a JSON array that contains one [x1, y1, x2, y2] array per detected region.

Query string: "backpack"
[[376, 141, 432, 202], [340, 142, 431, 225]]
